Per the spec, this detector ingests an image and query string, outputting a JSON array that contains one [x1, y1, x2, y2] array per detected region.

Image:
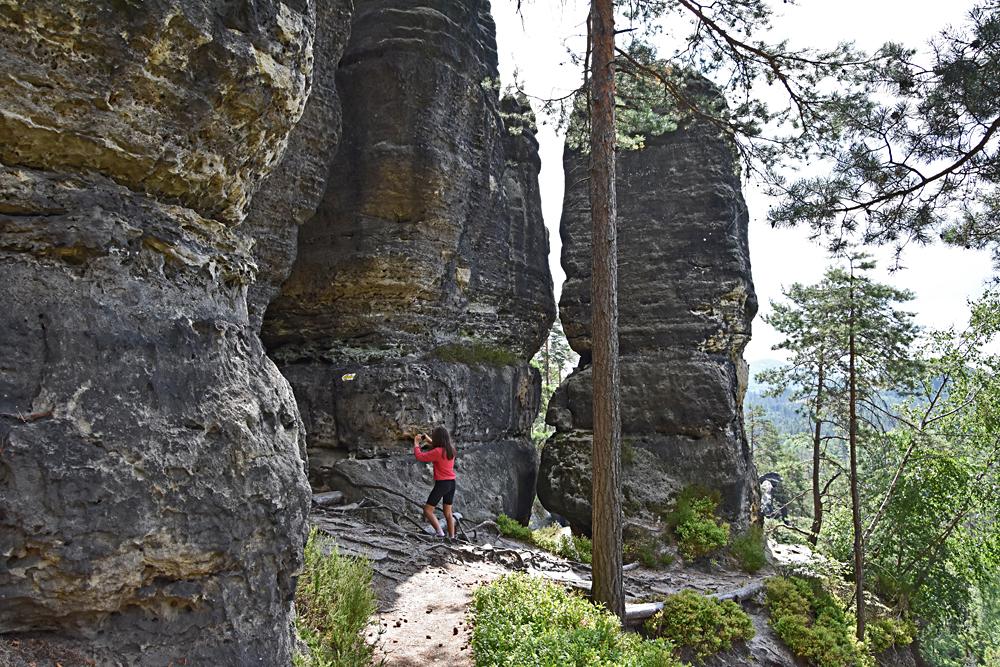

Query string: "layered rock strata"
[[245, 0, 355, 330], [0, 1, 328, 662], [263, 0, 555, 522], [538, 110, 759, 535]]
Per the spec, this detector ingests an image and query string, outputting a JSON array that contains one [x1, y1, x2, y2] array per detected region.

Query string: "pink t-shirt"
[[413, 444, 456, 481]]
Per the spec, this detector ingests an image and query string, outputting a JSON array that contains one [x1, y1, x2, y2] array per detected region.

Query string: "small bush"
[[765, 576, 873, 667], [294, 529, 378, 667], [471, 573, 684, 667], [645, 589, 755, 661], [865, 617, 916, 655], [665, 487, 730, 560], [433, 343, 518, 367], [624, 535, 674, 569], [730, 526, 767, 574], [496, 515, 593, 564], [496, 513, 533, 541]]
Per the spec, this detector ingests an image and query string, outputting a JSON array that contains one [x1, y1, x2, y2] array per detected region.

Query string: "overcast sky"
[[492, 1, 996, 367]]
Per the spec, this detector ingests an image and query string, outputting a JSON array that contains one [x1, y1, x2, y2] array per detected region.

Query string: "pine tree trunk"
[[849, 281, 866, 640], [588, 0, 624, 620], [809, 363, 825, 546]]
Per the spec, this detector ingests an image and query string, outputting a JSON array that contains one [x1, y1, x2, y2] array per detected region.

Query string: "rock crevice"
[[262, 0, 555, 523]]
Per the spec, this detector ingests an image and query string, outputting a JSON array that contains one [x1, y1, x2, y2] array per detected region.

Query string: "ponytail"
[[432, 426, 455, 460]]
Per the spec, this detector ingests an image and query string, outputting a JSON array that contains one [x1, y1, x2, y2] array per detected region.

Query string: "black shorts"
[[426, 479, 456, 507]]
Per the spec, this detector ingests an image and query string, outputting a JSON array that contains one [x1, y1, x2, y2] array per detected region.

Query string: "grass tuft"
[[496, 514, 593, 564], [294, 529, 378, 667]]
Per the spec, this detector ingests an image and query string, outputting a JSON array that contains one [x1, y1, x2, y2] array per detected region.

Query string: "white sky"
[[492, 1, 996, 366]]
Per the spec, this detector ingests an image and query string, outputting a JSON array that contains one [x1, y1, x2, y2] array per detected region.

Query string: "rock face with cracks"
[[538, 112, 759, 536], [0, 0, 330, 662], [263, 0, 555, 523]]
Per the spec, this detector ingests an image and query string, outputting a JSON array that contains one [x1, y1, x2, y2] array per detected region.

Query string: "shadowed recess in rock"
[[262, 0, 555, 524]]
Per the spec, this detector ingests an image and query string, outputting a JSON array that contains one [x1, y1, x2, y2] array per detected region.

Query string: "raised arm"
[[413, 434, 440, 462]]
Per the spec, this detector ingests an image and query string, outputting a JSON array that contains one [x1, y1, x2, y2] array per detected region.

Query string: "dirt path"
[[310, 503, 809, 667], [370, 560, 506, 666]]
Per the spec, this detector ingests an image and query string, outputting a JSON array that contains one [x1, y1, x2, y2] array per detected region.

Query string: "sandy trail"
[[370, 560, 506, 666], [311, 505, 801, 667]]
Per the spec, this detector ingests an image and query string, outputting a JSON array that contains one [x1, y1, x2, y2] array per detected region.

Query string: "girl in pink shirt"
[[413, 426, 457, 538]]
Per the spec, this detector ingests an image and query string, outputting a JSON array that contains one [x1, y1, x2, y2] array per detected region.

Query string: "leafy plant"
[[294, 529, 378, 667], [764, 576, 873, 667], [645, 590, 755, 661], [497, 514, 593, 565], [624, 534, 674, 569], [865, 617, 916, 655], [730, 526, 767, 574], [665, 487, 730, 560], [471, 573, 683, 667], [496, 513, 533, 542]]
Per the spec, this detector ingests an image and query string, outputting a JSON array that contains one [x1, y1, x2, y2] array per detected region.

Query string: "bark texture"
[[587, 0, 624, 618]]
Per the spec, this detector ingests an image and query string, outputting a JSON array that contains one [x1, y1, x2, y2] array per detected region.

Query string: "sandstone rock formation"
[[263, 0, 555, 523], [538, 108, 759, 535], [245, 0, 354, 330], [0, 1, 330, 662]]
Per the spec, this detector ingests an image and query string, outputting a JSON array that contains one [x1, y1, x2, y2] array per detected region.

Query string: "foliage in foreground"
[[665, 487, 730, 561], [496, 514, 593, 564], [471, 573, 683, 667], [645, 590, 755, 661], [765, 576, 913, 667], [294, 529, 377, 667]]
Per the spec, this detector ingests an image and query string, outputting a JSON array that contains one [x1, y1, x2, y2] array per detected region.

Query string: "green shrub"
[[865, 617, 916, 655], [433, 343, 518, 367], [496, 513, 533, 541], [645, 589, 755, 661], [665, 487, 730, 560], [624, 535, 674, 569], [730, 526, 767, 574], [764, 576, 873, 667], [294, 529, 378, 667], [496, 515, 594, 565], [471, 573, 684, 667]]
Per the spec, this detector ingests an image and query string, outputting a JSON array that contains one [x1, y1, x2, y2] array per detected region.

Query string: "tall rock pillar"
[[0, 1, 329, 662], [538, 92, 759, 535], [262, 0, 555, 523]]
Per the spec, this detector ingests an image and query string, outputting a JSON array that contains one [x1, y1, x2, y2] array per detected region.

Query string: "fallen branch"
[[623, 581, 767, 625], [0, 408, 53, 423]]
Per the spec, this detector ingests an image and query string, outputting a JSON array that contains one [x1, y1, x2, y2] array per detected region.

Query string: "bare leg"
[[443, 504, 455, 538], [423, 504, 442, 534]]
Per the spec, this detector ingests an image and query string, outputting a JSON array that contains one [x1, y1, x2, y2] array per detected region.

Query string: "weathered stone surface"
[[0, 0, 315, 224], [759, 472, 789, 520], [262, 0, 554, 523], [538, 106, 759, 535], [245, 0, 354, 330], [0, 1, 322, 662]]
